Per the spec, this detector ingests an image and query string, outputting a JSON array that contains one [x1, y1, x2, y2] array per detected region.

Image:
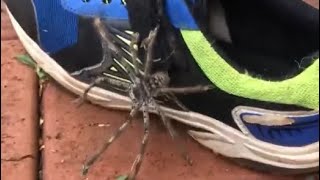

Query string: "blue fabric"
[[165, 0, 199, 30], [61, 0, 199, 29], [61, 0, 128, 20], [33, 0, 199, 53], [240, 112, 319, 147], [33, 0, 78, 53]]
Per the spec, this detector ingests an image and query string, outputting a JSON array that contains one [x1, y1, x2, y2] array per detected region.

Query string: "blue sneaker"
[[4, 0, 319, 174]]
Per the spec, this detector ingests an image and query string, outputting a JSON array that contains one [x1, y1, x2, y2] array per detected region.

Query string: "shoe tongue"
[[184, 0, 233, 44], [207, 0, 232, 44]]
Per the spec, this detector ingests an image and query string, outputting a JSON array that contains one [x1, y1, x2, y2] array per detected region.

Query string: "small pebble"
[[39, 118, 44, 126], [50, 149, 57, 153], [98, 123, 110, 127]]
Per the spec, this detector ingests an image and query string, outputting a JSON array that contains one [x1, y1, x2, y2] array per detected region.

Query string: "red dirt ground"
[[1, 1, 319, 180]]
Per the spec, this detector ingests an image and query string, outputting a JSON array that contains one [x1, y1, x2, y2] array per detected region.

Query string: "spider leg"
[[130, 32, 140, 76], [151, 99, 193, 165], [156, 85, 214, 95], [73, 76, 109, 106], [93, 18, 121, 56], [142, 26, 160, 79], [108, 26, 133, 40], [71, 39, 113, 77], [129, 103, 150, 180], [92, 41, 114, 74], [106, 29, 141, 67], [93, 18, 137, 83], [82, 105, 141, 176], [166, 93, 190, 112]]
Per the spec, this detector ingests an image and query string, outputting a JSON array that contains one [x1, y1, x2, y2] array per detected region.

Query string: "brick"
[[1, 9, 39, 180], [42, 83, 307, 180]]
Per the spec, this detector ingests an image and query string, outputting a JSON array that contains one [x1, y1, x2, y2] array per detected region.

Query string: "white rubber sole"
[[6, 6, 319, 172]]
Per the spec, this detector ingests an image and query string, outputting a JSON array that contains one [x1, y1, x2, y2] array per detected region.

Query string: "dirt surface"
[[1, 9, 39, 180]]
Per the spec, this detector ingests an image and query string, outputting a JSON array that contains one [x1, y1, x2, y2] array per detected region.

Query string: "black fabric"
[[126, 0, 183, 72], [4, 0, 38, 41], [125, 0, 158, 39], [5, 0, 106, 73], [188, 0, 319, 80], [52, 17, 103, 73], [168, 29, 310, 130], [124, 0, 311, 130]]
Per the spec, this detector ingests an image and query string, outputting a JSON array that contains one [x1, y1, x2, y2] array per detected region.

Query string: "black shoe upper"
[[6, 0, 319, 130], [189, 0, 319, 80], [124, 0, 318, 129]]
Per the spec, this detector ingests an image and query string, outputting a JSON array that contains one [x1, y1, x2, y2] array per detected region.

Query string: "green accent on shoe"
[[181, 30, 319, 109]]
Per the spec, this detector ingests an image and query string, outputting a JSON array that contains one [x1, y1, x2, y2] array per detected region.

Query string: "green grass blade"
[[115, 175, 128, 180], [16, 54, 37, 68]]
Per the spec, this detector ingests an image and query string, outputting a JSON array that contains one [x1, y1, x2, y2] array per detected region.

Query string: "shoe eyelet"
[[102, 0, 112, 4], [121, 0, 126, 5]]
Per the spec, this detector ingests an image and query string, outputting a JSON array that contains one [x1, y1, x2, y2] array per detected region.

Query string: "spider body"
[[149, 71, 170, 90], [80, 12, 213, 180]]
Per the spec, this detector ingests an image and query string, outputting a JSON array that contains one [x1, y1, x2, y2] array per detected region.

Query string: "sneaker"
[[4, 0, 319, 174]]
